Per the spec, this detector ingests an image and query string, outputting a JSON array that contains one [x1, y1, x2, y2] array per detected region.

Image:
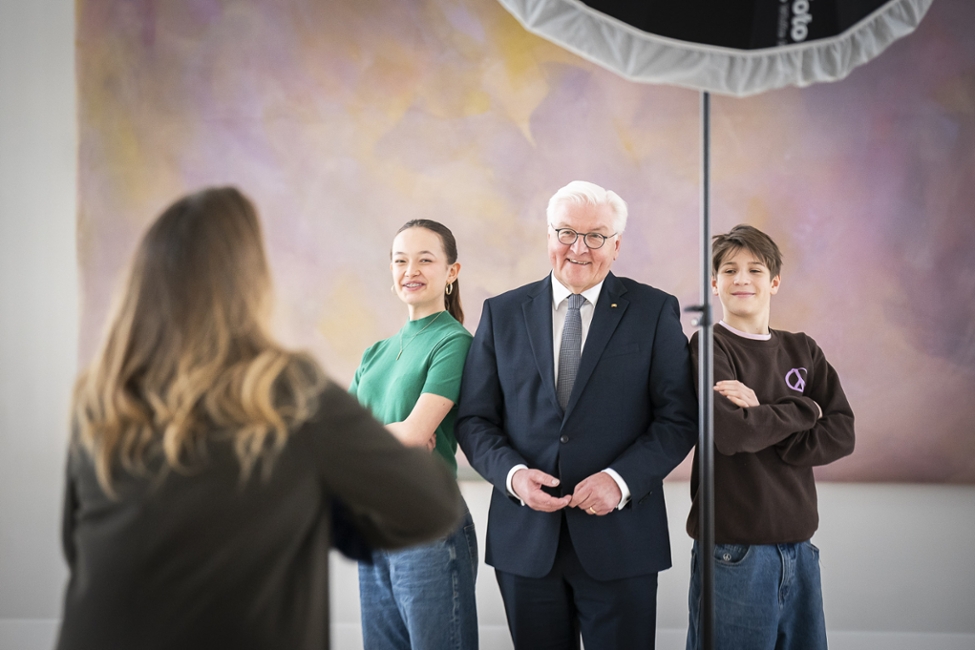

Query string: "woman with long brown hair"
[[56, 187, 462, 650]]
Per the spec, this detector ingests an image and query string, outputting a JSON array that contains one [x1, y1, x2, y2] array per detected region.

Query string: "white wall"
[[1, 2, 973, 649], [0, 0, 77, 648]]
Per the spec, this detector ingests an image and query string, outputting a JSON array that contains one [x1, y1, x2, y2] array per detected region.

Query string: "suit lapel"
[[563, 273, 628, 420], [522, 277, 560, 412]]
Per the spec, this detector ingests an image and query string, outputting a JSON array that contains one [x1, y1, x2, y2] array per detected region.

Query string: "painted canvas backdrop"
[[76, 0, 975, 482]]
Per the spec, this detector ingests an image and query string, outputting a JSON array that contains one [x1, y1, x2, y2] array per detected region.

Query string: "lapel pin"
[[611, 303, 617, 308]]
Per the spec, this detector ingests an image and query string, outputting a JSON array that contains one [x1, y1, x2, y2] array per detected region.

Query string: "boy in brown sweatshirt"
[[686, 225, 855, 650]]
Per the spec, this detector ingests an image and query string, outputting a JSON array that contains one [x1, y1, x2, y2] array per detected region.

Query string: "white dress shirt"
[[506, 273, 631, 510]]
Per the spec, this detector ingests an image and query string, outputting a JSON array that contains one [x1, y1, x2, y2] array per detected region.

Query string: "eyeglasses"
[[551, 226, 618, 250]]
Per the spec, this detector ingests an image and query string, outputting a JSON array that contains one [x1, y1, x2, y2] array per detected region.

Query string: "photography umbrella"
[[495, 0, 934, 647], [498, 0, 932, 96]]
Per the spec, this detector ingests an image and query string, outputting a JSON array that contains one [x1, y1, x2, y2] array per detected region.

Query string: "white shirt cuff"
[[603, 468, 631, 510], [506, 464, 529, 505]]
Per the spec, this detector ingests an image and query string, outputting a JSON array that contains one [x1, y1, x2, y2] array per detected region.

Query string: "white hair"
[[546, 180, 628, 234]]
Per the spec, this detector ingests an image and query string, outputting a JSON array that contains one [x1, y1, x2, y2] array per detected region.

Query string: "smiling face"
[[547, 200, 620, 294], [713, 247, 781, 334], [390, 226, 460, 320]]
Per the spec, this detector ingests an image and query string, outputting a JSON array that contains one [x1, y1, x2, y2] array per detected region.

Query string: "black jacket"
[[57, 381, 462, 650]]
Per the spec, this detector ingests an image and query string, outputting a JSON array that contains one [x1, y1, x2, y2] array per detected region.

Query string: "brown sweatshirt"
[[687, 323, 855, 544]]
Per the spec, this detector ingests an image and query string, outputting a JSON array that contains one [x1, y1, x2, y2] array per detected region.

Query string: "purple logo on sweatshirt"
[[785, 367, 807, 392]]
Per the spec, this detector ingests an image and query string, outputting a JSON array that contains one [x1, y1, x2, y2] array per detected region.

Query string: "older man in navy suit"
[[456, 181, 698, 649]]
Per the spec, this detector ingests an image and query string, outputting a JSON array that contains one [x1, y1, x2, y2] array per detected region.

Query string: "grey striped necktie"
[[557, 293, 584, 410]]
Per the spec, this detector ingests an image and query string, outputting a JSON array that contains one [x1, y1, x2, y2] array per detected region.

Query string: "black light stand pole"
[[697, 90, 715, 650]]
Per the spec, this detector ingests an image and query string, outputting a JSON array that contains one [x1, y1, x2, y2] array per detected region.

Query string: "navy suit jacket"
[[456, 272, 697, 581]]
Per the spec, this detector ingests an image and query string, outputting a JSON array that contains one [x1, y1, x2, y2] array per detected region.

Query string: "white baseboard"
[[333, 624, 975, 650], [0, 620, 59, 650], [658, 629, 975, 650], [9, 620, 972, 650], [827, 631, 975, 650], [656, 629, 975, 650]]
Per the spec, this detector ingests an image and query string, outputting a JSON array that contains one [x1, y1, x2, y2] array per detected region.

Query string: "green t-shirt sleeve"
[[420, 332, 472, 404], [349, 352, 365, 396]]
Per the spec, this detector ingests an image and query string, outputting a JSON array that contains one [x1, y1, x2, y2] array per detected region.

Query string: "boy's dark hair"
[[712, 224, 783, 279]]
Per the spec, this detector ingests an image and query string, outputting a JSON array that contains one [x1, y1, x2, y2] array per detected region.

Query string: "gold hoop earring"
[[445, 282, 454, 296]]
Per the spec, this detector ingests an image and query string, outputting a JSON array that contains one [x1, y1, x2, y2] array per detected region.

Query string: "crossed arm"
[[707, 339, 854, 465], [715, 379, 821, 418], [385, 393, 454, 451]]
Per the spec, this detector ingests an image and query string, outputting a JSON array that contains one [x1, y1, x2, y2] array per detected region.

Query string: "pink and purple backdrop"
[[76, 0, 975, 482]]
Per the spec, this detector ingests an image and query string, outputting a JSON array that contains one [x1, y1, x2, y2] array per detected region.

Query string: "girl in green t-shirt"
[[350, 219, 478, 649]]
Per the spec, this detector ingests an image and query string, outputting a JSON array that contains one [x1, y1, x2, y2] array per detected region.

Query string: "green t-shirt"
[[349, 311, 472, 477]]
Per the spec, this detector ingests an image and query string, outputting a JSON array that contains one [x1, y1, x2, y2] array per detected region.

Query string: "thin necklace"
[[397, 311, 445, 360]]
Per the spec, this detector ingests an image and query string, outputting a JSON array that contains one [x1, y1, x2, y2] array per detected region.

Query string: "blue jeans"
[[359, 508, 478, 650], [686, 541, 827, 650]]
